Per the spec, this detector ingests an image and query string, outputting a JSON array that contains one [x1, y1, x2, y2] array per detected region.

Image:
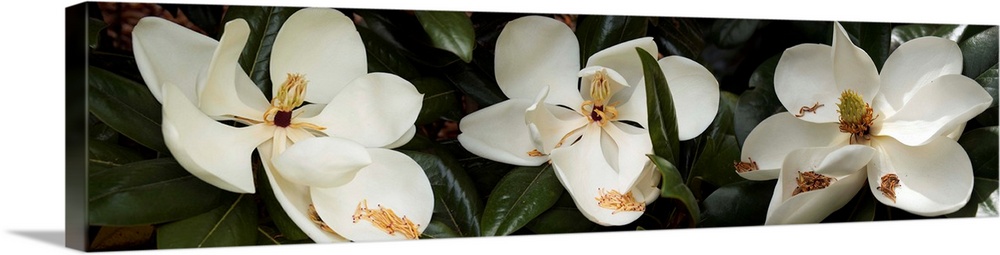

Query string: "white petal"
[[494, 16, 580, 107], [867, 136, 974, 216], [132, 17, 217, 103], [660, 56, 720, 140], [270, 8, 367, 104], [584, 37, 658, 88], [549, 124, 644, 226], [604, 122, 654, 190], [739, 113, 849, 180], [384, 125, 417, 149], [199, 19, 266, 121], [272, 137, 372, 188], [945, 122, 966, 141], [615, 72, 649, 129], [299, 73, 422, 148], [311, 149, 434, 241], [774, 44, 842, 123], [877, 36, 963, 115], [285, 127, 316, 144], [635, 161, 662, 205], [160, 83, 273, 193], [258, 141, 349, 243], [831, 22, 880, 103], [765, 145, 872, 225], [876, 74, 993, 146], [524, 88, 590, 154], [458, 99, 550, 166]]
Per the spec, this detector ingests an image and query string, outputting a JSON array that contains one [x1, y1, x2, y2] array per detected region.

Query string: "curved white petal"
[[258, 141, 348, 243], [765, 145, 873, 225], [877, 36, 963, 115], [234, 71, 271, 116], [635, 161, 662, 205], [585, 37, 658, 88], [831, 22, 880, 103], [272, 137, 372, 188], [549, 124, 644, 226], [867, 136, 974, 216], [458, 99, 550, 166], [739, 113, 849, 180], [311, 149, 434, 241], [384, 125, 417, 149], [875, 74, 993, 146], [615, 73, 649, 129], [300, 73, 422, 148], [161, 83, 273, 193], [133, 17, 217, 103], [270, 8, 367, 104], [525, 88, 590, 154], [199, 19, 265, 121], [285, 127, 316, 144], [604, 122, 653, 190], [659, 56, 720, 140], [774, 44, 842, 123], [494, 16, 580, 107]]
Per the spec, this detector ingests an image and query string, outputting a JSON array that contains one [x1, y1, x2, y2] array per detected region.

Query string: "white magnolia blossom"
[[133, 8, 434, 241], [738, 22, 992, 221], [457, 16, 719, 226]]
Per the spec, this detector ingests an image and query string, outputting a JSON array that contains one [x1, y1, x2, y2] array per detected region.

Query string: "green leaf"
[[252, 154, 309, 241], [975, 64, 998, 125], [480, 164, 564, 236], [648, 155, 700, 226], [960, 26, 998, 80], [89, 158, 223, 226], [734, 55, 784, 146], [708, 19, 760, 49], [357, 26, 421, 80], [402, 150, 483, 237], [157, 194, 258, 248], [842, 22, 891, 70], [444, 63, 508, 108], [958, 126, 998, 180], [524, 193, 595, 234], [650, 18, 705, 59], [946, 177, 998, 218], [88, 17, 106, 49], [87, 66, 168, 153], [221, 6, 302, 99], [823, 187, 877, 222], [420, 220, 462, 239], [689, 135, 742, 187], [438, 139, 516, 200], [88, 138, 144, 169], [412, 77, 462, 124], [577, 16, 648, 64], [699, 180, 776, 227], [638, 47, 680, 163], [415, 11, 476, 63]]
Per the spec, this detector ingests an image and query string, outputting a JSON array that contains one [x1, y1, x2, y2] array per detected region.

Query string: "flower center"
[[877, 173, 901, 203], [580, 70, 620, 126], [595, 188, 645, 214], [791, 171, 835, 196], [590, 69, 612, 104], [263, 73, 325, 131], [836, 90, 876, 144], [352, 199, 420, 239], [734, 158, 759, 173]]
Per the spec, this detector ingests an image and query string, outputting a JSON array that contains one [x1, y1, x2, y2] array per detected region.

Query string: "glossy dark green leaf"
[[89, 158, 223, 226], [651, 17, 705, 59], [88, 138, 143, 169], [420, 220, 462, 239], [708, 19, 759, 49], [946, 177, 998, 218], [639, 47, 680, 163], [689, 135, 742, 187], [841, 22, 891, 70], [734, 55, 783, 146], [699, 180, 776, 227], [412, 77, 462, 124], [252, 154, 309, 241], [87, 66, 168, 153], [402, 150, 483, 237], [157, 194, 258, 248], [975, 64, 998, 125], [415, 11, 476, 63], [444, 63, 508, 107], [438, 139, 516, 199], [649, 155, 700, 226], [175, 5, 223, 37], [356, 26, 420, 80], [577, 15, 648, 64], [960, 26, 998, 80], [959, 126, 998, 180], [480, 164, 564, 236], [823, 187, 876, 222], [221, 6, 302, 99], [88, 17, 106, 49], [524, 193, 595, 234], [890, 24, 967, 50]]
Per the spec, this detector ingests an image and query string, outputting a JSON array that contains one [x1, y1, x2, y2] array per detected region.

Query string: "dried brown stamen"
[[308, 204, 335, 234], [595, 188, 645, 214], [352, 199, 421, 239], [734, 158, 759, 173], [791, 171, 835, 196], [527, 149, 544, 157], [877, 173, 901, 203], [794, 102, 824, 117]]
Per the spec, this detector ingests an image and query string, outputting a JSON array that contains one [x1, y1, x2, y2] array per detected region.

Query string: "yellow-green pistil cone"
[[836, 90, 875, 144]]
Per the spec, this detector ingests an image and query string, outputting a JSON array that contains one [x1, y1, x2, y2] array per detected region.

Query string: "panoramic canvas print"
[[69, 1, 998, 251]]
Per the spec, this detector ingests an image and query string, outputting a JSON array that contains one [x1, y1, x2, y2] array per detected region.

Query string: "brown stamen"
[[734, 158, 759, 173], [595, 188, 645, 214], [792, 171, 835, 196], [877, 173, 901, 203], [352, 199, 420, 239], [527, 149, 544, 157], [794, 102, 824, 117]]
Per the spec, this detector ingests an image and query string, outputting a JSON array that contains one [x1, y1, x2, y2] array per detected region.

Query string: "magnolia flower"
[[457, 16, 719, 225], [133, 8, 433, 241], [738, 22, 992, 219]]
